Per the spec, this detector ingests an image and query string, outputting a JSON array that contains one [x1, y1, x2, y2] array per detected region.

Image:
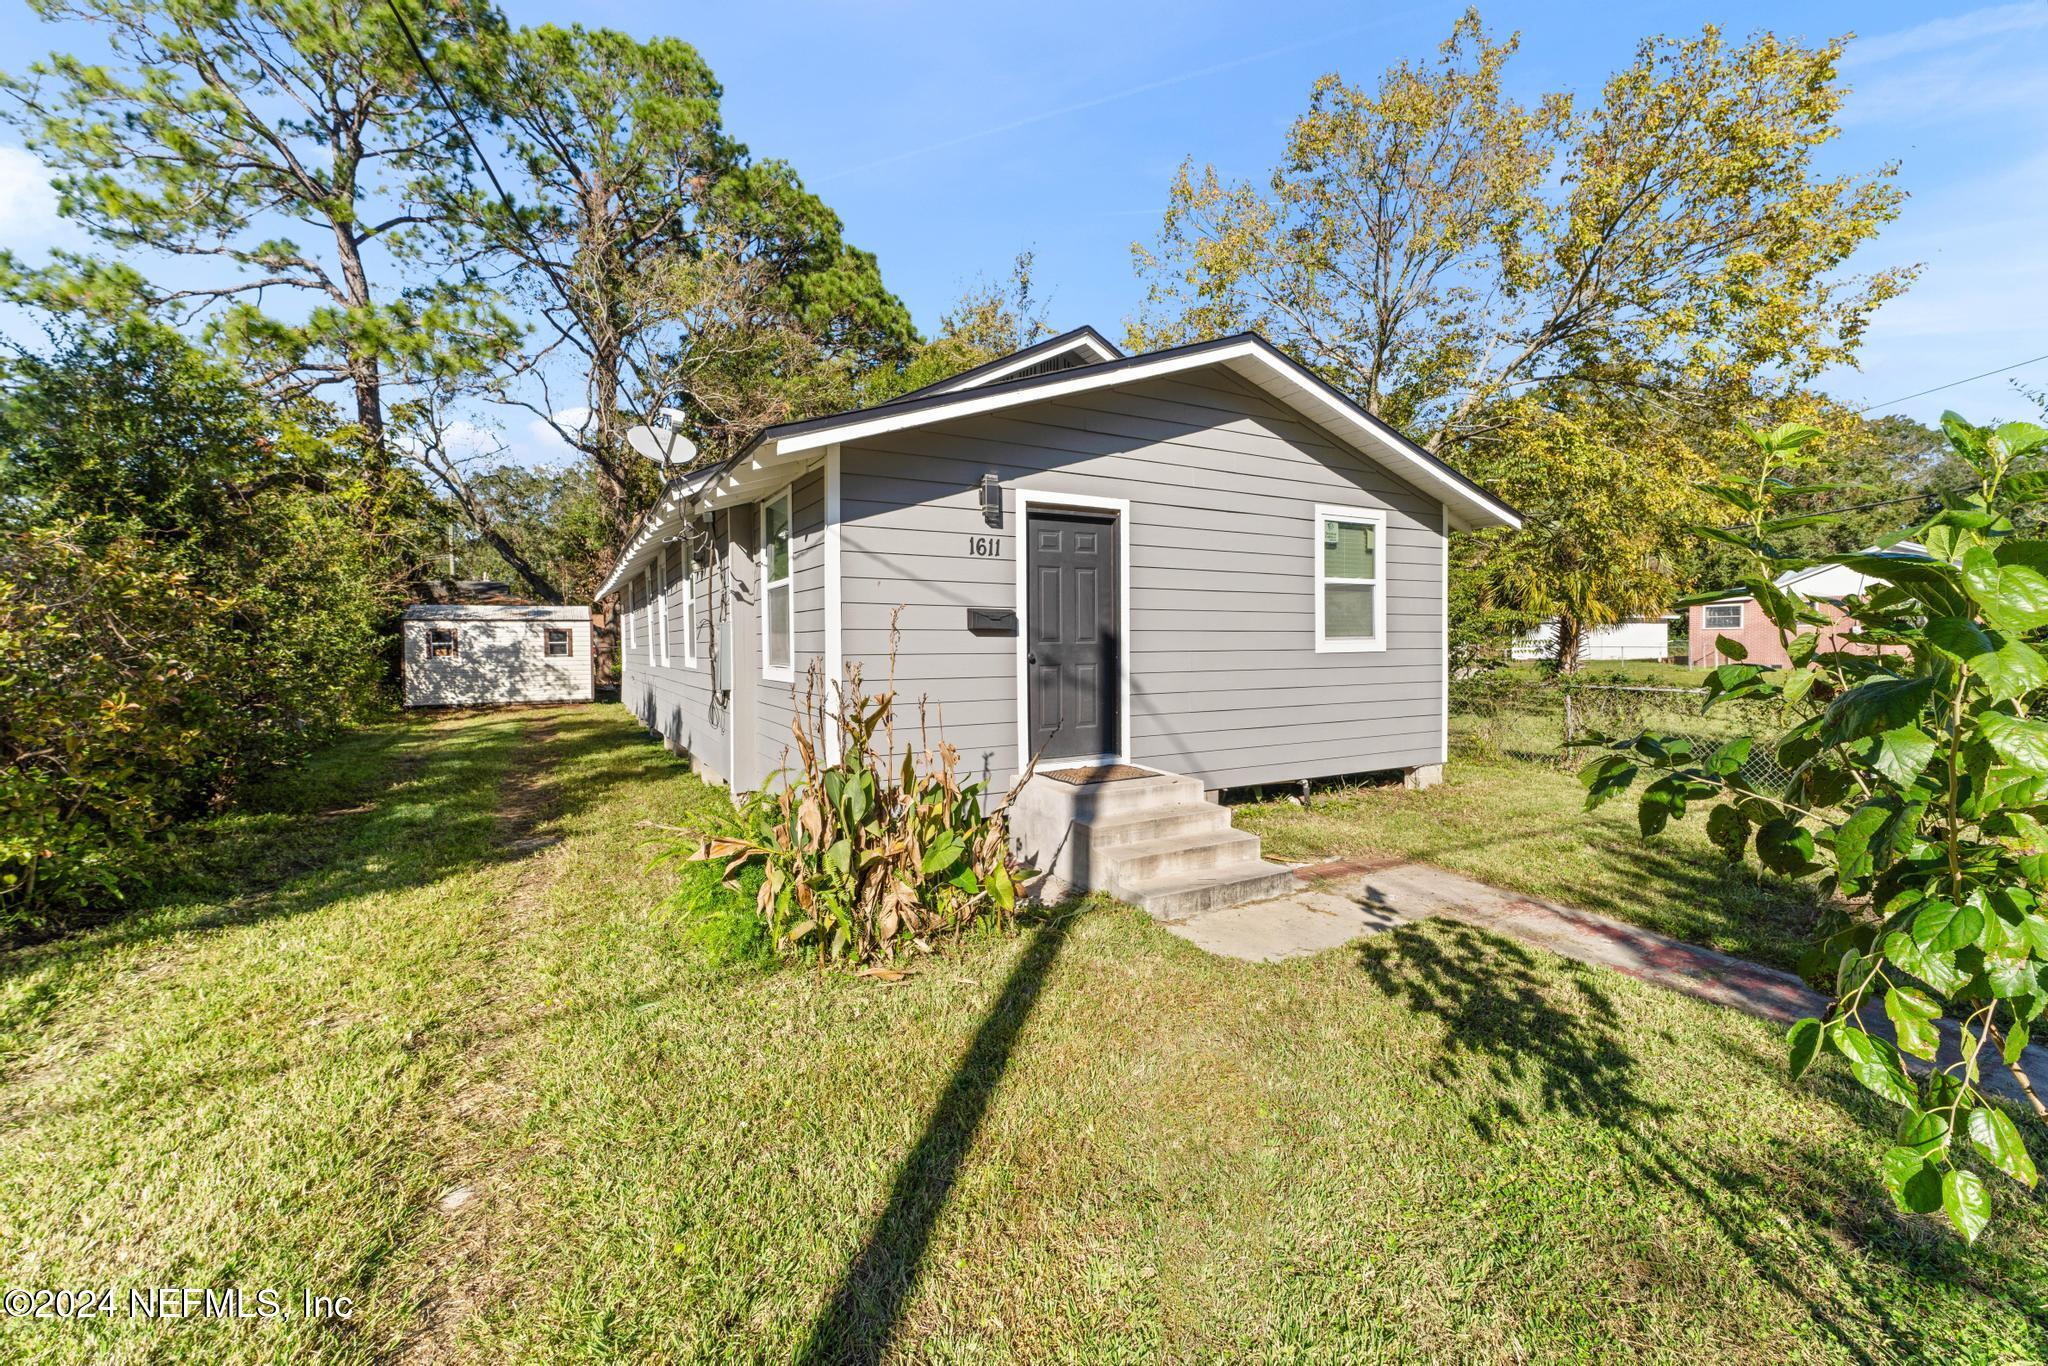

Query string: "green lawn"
[[1503, 659, 1714, 688], [1236, 757, 1824, 973], [3, 707, 2045, 1362]]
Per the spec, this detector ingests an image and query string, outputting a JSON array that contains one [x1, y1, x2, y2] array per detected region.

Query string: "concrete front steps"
[[1009, 769, 1295, 919]]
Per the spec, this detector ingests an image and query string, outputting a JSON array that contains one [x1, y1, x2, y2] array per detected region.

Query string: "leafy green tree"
[[1132, 12, 1910, 444], [441, 462, 608, 605], [1471, 401, 1711, 669], [1, 0, 516, 480], [1131, 11, 1914, 666], [1683, 413, 1954, 593], [439, 23, 916, 558], [1583, 415, 2048, 1242], [1, 320, 389, 930], [868, 251, 1053, 402]]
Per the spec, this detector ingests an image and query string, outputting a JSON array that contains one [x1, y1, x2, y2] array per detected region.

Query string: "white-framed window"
[[1313, 504, 1386, 652], [655, 556, 670, 667], [1704, 602, 1744, 631], [760, 487, 794, 680], [647, 565, 661, 666], [624, 574, 637, 650], [681, 542, 699, 668]]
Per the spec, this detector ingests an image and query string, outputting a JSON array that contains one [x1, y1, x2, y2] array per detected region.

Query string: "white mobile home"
[[402, 603, 593, 707], [1511, 617, 1673, 663], [595, 328, 1519, 912]]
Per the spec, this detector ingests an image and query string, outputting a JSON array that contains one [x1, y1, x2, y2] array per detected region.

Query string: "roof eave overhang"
[[592, 334, 1522, 601], [766, 338, 1521, 532], [592, 465, 725, 601]]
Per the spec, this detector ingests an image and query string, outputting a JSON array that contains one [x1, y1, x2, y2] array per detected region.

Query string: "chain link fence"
[[1448, 677, 1795, 793]]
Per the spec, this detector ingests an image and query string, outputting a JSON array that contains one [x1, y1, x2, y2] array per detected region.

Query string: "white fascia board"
[[594, 467, 721, 600], [772, 340, 1265, 455], [404, 604, 592, 621], [768, 341, 1521, 532]]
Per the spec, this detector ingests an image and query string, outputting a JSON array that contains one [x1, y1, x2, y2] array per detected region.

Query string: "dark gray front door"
[[1026, 509, 1118, 763]]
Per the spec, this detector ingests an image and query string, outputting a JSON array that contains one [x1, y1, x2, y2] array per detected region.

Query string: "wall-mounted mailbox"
[[966, 607, 1018, 635]]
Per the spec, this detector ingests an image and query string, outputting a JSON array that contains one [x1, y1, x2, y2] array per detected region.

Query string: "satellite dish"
[[625, 407, 697, 467]]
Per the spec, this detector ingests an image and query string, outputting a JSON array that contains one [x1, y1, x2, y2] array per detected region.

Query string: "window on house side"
[[655, 562, 670, 667], [1704, 603, 1744, 631], [761, 488, 793, 679], [1314, 506, 1385, 652], [544, 626, 571, 658], [428, 626, 458, 658], [681, 545, 699, 668]]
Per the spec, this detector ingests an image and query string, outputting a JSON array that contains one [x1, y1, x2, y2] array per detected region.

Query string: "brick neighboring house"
[[1688, 544, 1925, 668]]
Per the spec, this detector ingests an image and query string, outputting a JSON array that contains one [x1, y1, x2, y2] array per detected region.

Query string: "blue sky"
[[3, 0, 2044, 463]]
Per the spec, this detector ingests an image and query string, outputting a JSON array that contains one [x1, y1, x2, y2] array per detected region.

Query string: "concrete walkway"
[[1166, 858, 2048, 1106]]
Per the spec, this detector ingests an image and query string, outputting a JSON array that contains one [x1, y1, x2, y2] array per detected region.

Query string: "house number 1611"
[[966, 535, 1003, 557]]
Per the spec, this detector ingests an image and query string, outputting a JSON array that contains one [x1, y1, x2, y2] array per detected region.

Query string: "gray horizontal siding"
[[838, 367, 1446, 792], [620, 518, 729, 782]]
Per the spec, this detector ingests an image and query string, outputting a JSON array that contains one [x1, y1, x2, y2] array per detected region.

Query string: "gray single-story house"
[[596, 328, 1519, 913]]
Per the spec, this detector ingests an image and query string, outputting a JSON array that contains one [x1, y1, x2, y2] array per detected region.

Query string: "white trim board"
[[1013, 489, 1134, 779], [1440, 503, 1450, 766], [1312, 503, 1388, 655], [769, 340, 1520, 532], [822, 444, 843, 765]]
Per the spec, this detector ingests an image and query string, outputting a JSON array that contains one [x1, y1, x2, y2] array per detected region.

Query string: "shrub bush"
[[664, 858, 771, 969], [1582, 415, 2048, 1243], [679, 663, 1028, 966], [0, 323, 390, 935]]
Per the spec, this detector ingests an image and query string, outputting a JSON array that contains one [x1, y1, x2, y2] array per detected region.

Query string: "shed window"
[[1704, 602, 1744, 631], [427, 626, 458, 658], [544, 626, 571, 658], [1314, 505, 1386, 652], [761, 487, 793, 680]]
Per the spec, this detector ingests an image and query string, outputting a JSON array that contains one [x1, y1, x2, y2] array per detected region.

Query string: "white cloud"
[[1841, 1, 2048, 69], [1816, 5, 2048, 423], [1840, 2, 2048, 127], [504, 414, 579, 468], [0, 145, 76, 250]]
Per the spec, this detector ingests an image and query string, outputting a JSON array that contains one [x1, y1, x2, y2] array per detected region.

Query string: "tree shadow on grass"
[[800, 910, 1076, 1365], [1355, 917, 1656, 1140], [1259, 787, 1823, 975], [1353, 921, 2042, 1362]]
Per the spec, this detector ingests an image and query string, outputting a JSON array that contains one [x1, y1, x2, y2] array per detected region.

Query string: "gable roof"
[[881, 325, 1122, 406], [596, 329, 1521, 600], [1773, 542, 1930, 594], [1698, 542, 1934, 603]]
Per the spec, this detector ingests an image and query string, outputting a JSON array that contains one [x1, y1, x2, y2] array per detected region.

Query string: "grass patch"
[[1501, 659, 1715, 688], [3, 707, 2043, 1362], [1236, 757, 1823, 972]]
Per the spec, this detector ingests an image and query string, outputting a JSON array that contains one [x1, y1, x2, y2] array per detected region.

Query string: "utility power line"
[[1852, 351, 2048, 415]]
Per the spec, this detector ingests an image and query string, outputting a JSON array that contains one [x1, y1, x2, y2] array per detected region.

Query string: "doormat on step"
[[1042, 764, 1152, 785]]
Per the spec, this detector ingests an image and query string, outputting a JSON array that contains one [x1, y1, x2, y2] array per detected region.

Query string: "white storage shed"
[[401, 603, 594, 707]]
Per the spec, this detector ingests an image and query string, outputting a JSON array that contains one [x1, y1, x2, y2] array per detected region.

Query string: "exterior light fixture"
[[980, 473, 1002, 527]]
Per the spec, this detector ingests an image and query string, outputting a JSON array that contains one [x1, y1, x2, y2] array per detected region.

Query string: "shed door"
[[1026, 509, 1119, 764]]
